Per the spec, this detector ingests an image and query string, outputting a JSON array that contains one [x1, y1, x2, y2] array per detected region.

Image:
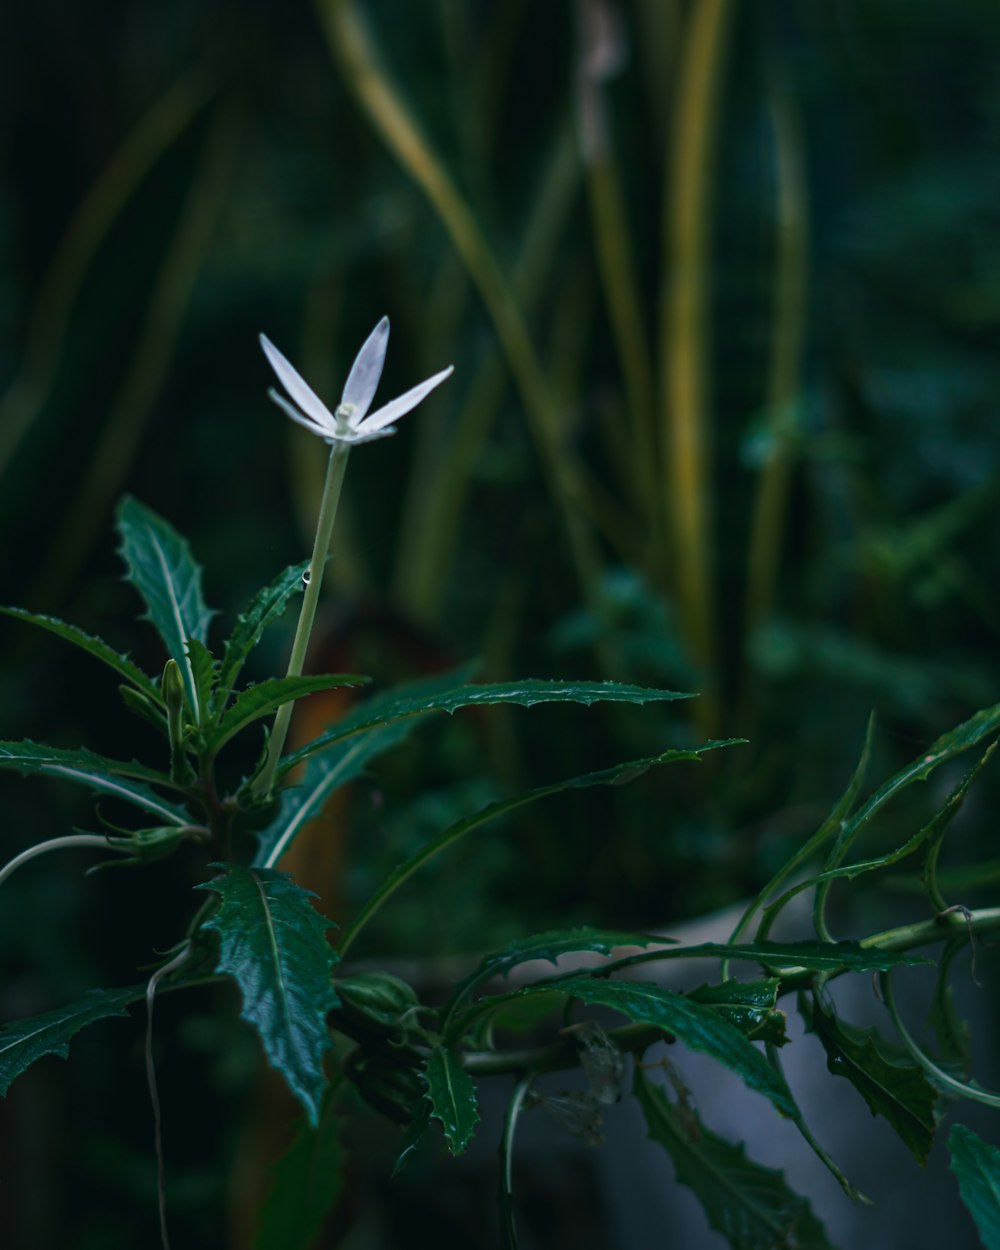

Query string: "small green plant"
[[2, 322, 999, 1250]]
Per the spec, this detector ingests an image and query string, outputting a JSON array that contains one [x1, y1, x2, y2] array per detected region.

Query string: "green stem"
[[0, 834, 127, 888], [255, 442, 351, 796], [879, 968, 1000, 1109]]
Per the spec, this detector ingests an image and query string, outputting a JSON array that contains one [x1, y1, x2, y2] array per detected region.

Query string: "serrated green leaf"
[[570, 938, 932, 982], [342, 744, 734, 959], [634, 1068, 834, 1250], [0, 740, 189, 824], [252, 667, 480, 869], [0, 987, 140, 1095], [804, 998, 938, 1163], [0, 606, 160, 701], [119, 683, 168, 731], [186, 638, 219, 724], [688, 980, 789, 1046], [825, 701, 1000, 871], [116, 496, 216, 719], [425, 1044, 480, 1155], [207, 673, 369, 755], [255, 1097, 344, 1250], [445, 927, 668, 1023], [280, 677, 698, 775], [215, 561, 310, 713], [950, 1124, 1000, 1249], [543, 977, 795, 1115], [196, 865, 338, 1125]]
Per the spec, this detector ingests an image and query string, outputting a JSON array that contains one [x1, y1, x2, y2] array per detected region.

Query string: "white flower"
[[259, 317, 453, 446]]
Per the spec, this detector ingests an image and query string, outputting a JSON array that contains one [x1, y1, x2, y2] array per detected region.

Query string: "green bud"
[[335, 972, 419, 1035], [345, 1050, 425, 1124], [161, 659, 186, 715], [162, 659, 194, 784]]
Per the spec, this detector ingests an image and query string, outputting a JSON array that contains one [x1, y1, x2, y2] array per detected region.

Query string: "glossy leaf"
[[949, 1124, 1000, 1249], [116, 496, 216, 717], [634, 1068, 833, 1250], [187, 638, 219, 723], [578, 938, 932, 981], [804, 998, 938, 1163], [215, 561, 309, 711], [0, 987, 140, 1095], [252, 667, 480, 868], [255, 1097, 344, 1250], [0, 606, 160, 701], [535, 976, 795, 1116], [343, 744, 736, 958], [445, 926, 668, 1023], [688, 979, 788, 1047], [0, 740, 188, 824], [207, 673, 369, 754], [425, 1044, 480, 1155], [197, 865, 338, 1125], [280, 677, 698, 774]]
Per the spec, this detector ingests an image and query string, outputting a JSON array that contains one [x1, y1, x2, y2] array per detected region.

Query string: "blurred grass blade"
[[658, 0, 735, 732], [575, 0, 657, 527], [0, 70, 214, 484], [32, 104, 241, 608], [318, 0, 602, 599], [743, 88, 809, 647]]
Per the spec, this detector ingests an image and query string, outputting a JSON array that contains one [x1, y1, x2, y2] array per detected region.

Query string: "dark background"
[[1, 2, 999, 1246]]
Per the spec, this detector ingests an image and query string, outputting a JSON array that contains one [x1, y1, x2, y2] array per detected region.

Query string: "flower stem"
[[0, 834, 125, 888], [256, 441, 351, 797]]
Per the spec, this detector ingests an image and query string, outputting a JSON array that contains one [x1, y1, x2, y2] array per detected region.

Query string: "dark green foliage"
[[215, 561, 310, 710], [116, 496, 216, 715], [688, 979, 788, 1047], [499, 976, 796, 1116], [0, 740, 188, 823], [0, 606, 161, 701], [424, 1044, 480, 1155], [197, 865, 339, 1125], [803, 998, 939, 1164], [950, 1125, 1000, 1250], [634, 1068, 833, 1250], [280, 678, 699, 773], [255, 1093, 345, 1250], [0, 986, 141, 1096]]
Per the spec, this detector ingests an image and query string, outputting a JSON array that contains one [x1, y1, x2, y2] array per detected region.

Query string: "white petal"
[[260, 334, 335, 427], [357, 365, 454, 434], [341, 317, 390, 418], [267, 388, 333, 438]]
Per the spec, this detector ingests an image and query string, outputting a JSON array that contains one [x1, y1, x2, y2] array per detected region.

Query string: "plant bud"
[[335, 972, 419, 1033]]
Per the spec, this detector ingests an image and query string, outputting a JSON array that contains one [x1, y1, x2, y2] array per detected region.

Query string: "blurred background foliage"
[[2, 1, 1000, 1245]]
